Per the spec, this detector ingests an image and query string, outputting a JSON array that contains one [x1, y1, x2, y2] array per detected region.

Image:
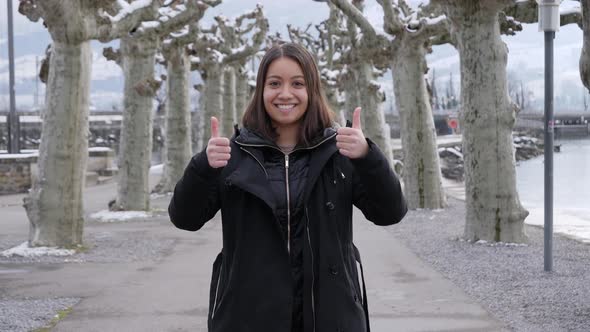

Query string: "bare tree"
[[154, 1, 220, 194], [103, 0, 203, 211], [192, 5, 268, 140], [287, 15, 345, 114], [329, 0, 395, 167], [330, 0, 447, 209], [580, 0, 590, 91], [18, 0, 160, 247], [434, 0, 528, 242]]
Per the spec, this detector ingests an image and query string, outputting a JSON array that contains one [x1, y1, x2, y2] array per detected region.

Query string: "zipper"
[[305, 207, 316, 332], [211, 263, 223, 319], [285, 154, 291, 254], [238, 147, 268, 178]]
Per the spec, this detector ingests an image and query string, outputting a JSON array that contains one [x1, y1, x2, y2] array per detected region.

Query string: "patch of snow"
[[150, 163, 164, 174], [90, 210, 152, 222], [525, 207, 590, 244], [1, 242, 75, 258], [0, 152, 38, 159], [110, 0, 155, 23], [88, 147, 112, 152], [560, 0, 581, 16]]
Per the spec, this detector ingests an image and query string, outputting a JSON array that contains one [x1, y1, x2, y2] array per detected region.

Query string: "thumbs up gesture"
[[206, 117, 231, 168], [336, 107, 369, 159]]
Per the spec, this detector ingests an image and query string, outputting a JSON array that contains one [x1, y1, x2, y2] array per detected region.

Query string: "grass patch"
[[32, 307, 73, 332]]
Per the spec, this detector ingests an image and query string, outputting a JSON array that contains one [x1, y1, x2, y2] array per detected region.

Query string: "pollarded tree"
[[330, 0, 447, 209], [214, 6, 268, 135], [287, 16, 346, 114], [328, 0, 395, 167], [17, 0, 160, 247], [154, 1, 220, 194], [380, 0, 448, 209], [103, 0, 204, 211], [192, 5, 268, 140], [433, 0, 528, 242]]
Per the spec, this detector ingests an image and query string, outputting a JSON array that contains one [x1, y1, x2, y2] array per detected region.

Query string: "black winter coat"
[[168, 126, 407, 332]]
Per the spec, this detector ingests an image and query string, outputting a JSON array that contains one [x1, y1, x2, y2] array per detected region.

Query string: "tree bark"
[[24, 41, 91, 247], [581, 0, 590, 91], [113, 36, 158, 211], [235, 65, 250, 123], [356, 60, 394, 166], [154, 46, 192, 193], [392, 39, 446, 209], [222, 67, 237, 136], [440, 0, 528, 242], [202, 65, 224, 140]]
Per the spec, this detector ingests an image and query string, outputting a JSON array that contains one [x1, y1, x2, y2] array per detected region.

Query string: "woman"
[[168, 43, 407, 332]]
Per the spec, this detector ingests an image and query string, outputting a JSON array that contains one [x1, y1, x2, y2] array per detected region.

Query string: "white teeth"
[[277, 104, 295, 109]]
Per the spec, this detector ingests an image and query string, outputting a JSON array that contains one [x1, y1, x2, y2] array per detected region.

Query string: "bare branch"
[[499, 12, 523, 36], [18, 0, 43, 22], [103, 46, 122, 64], [329, 0, 378, 41], [411, 15, 450, 40], [378, 0, 404, 35], [95, 0, 161, 42], [222, 10, 268, 64], [133, 0, 206, 37]]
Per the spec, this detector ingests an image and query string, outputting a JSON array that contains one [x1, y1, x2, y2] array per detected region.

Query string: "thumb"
[[352, 107, 362, 130], [210, 116, 219, 138]]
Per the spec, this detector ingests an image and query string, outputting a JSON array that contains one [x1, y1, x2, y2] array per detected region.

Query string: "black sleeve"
[[351, 139, 408, 226], [168, 150, 222, 231]]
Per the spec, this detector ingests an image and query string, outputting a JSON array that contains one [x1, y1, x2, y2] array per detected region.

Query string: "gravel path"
[[0, 297, 80, 332], [387, 198, 590, 332]]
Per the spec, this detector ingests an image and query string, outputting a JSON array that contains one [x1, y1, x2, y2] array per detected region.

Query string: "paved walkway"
[[0, 172, 504, 332]]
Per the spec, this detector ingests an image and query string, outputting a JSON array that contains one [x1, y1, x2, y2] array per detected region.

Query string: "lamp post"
[[537, 0, 560, 272], [7, 0, 19, 154]]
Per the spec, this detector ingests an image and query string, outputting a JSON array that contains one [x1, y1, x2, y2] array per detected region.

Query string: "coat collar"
[[230, 126, 339, 208]]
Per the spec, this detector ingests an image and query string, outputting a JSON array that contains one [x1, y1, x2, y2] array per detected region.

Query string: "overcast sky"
[[0, 0, 585, 109]]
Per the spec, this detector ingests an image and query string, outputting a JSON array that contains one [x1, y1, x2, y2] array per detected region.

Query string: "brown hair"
[[241, 42, 334, 146]]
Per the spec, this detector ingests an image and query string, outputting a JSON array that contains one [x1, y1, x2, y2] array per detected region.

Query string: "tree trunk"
[[393, 39, 446, 209], [580, 0, 590, 90], [235, 65, 249, 124], [222, 67, 237, 136], [202, 65, 223, 140], [114, 36, 158, 211], [443, 0, 528, 242], [342, 69, 359, 122], [24, 41, 90, 247], [356, 60, 394, 167], [155, 47, 192, 193]]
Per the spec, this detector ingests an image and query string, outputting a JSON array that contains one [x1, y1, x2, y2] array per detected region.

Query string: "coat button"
[[224, 178, 232, 187], [325, 201, 335, 210], [329, 265, 338, 275]]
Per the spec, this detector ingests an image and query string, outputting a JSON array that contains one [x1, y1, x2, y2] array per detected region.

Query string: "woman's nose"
[[277, 85, 293, 98]]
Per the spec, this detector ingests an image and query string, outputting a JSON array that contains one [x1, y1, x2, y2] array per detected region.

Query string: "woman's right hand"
[[206, 117, 231, 168]]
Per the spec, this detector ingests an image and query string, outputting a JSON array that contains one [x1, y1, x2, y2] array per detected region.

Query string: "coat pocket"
[[209, 252, 224, 321]]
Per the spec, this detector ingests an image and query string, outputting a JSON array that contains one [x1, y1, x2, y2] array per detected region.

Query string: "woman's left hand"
[[336, 107, 369, 159]]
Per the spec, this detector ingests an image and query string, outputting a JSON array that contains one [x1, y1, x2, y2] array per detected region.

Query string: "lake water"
[[516, 138, 590, 242]]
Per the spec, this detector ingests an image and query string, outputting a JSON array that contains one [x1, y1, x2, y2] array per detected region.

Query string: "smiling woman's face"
[[263, 56, 309, 133]]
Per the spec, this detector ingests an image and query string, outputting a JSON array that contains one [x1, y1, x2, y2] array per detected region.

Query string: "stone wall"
[[0, 154, 38, 194], [0, 148, 118, 195]]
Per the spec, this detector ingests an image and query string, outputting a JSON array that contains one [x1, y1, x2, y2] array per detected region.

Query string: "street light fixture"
[[537, 0, 561, 272]]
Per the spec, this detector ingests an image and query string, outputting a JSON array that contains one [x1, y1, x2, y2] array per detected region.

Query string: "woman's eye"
[[293, 81, 305, 87], [268, 81, 280, 87]]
